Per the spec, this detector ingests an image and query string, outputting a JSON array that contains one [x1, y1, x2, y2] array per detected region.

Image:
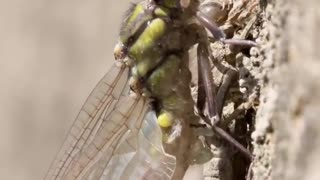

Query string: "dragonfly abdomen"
[[114, 2, 203, 179]]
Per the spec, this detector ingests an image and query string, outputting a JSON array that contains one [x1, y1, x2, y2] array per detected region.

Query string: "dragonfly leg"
[[214, 68, 238, 125], [194, 86, 253, 161], [222, 14, 259, 48], [196, 40, 238, 125], [195, 48, 253, 160], [197, 41, 218, 119], [196, 5, 258, 47], [196, 111, 253, 161], [202, 10, 260, 126], [196, 11, 226, 42]]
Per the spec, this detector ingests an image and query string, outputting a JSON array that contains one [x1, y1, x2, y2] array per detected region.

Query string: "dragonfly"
[[45, 0, 257, 179]]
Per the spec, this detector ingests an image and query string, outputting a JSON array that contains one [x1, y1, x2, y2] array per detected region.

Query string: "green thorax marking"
[[119, 2, 185, 78], [119, 3, 171, 46]]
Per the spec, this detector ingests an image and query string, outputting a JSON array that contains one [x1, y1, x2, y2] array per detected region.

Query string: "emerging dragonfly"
[[45, 0, 257, 179]]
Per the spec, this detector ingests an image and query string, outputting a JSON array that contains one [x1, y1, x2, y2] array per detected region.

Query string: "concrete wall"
[[0, 1, 130, 179]]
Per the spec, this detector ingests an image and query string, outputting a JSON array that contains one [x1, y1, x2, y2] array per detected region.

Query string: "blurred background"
[[0, 0, 131, 179]]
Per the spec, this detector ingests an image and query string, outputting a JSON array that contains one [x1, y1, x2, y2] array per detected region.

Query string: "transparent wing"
[[103, 111, 176, 180], [45, 63, 176, 180]]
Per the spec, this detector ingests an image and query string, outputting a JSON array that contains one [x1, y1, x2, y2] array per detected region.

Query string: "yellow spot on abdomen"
[[157, 111, 174, 128]]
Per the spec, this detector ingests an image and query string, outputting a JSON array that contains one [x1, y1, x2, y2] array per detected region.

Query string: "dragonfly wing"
[[101, 111, 176, 180], [45, 63, 132, 180], [78, 93, 150, 180], [134, 112, 176, 180], [45, 63, 176, 180]]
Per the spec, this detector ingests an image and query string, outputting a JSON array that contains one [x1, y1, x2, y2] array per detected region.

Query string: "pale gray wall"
[[0, 1, 130, 179]]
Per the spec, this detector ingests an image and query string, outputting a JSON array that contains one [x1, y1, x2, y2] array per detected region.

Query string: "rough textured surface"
[[250, 0, 320, 180], [271, 0, 320, 179], [198, 0, 320, 179]]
